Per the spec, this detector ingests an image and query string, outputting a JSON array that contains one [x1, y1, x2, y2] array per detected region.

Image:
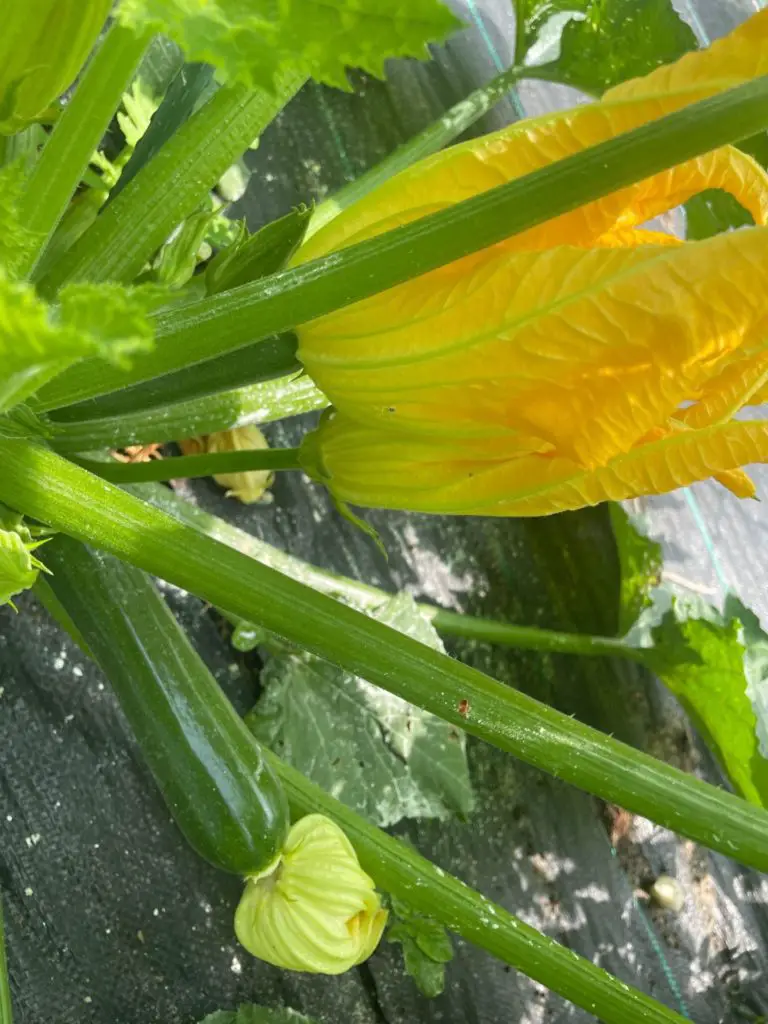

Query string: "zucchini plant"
[[1, 1, 767, 1021]]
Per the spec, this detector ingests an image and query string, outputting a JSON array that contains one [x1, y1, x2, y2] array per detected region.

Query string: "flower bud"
[[0, 1, 113, 134], [0, 527, 47, 608], [208, 426, 274, 504], [235, 814, 388, 974], [181, 427, 274, 504], [649, 875, 685, 912]]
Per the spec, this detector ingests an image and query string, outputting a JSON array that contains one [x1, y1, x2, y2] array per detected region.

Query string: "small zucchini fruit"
[[44, 535, 289, 876]]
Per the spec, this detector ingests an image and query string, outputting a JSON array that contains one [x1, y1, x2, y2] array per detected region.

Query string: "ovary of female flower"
[[298, 228, 768, 471], [301, 413, 768, 517], [234, 814, 387, 974]]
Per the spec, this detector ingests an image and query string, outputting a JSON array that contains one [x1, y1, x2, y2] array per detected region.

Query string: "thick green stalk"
[[45, 332, 301, 421], [36, 76, 768, 410], [307, 63, 526, 237], [0, 895, 11, 1024], [73, 447, 302, 482], [47, 375, 327, 453], [46, 539, 684, 1023], [18, 24, 151, 280], [2, 437, 767, 872], [131, 479, 650, 662], [38, 70, 306, 295]]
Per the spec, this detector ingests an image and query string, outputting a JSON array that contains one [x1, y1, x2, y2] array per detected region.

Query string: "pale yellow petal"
[[300, 228, 768, 468], [681, 349, 768, 428], [713, 469, 757, 499], [594, 228, 682, 247], [304, 415, 768, 517]]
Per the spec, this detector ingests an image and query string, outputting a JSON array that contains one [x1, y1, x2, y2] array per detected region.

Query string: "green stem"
[[513, 5, 527, 67], [36, 77, 768, 410], [38, 71, 306, 295], [307, 63, 526, 238], [0, 895, 11, 1024], [44, 332, 302, 421], [131, 478, 650, 663], [47, 375, 327, 453], [47, 539, 684, 1024], [72, 447, 302, 482], [18, 24, 151, 281], [429, 608, 649, 662], [2, 437, 767, 872], [273, 758, 685, 1024]]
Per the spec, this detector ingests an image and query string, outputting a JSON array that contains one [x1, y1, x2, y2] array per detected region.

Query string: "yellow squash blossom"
[[235, 814, 387, 974], [294, 11, 768, 517]]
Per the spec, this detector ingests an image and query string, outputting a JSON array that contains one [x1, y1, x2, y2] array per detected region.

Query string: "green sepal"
[[205, 205, 312, 295]]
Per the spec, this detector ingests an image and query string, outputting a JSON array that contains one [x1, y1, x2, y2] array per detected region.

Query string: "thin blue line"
[[683, 488, 730, 593], [464, 0, 526, 118], [608, 849, 691, 1017]]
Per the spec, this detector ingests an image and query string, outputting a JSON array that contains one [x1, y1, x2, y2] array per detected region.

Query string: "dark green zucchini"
[[44, 534, 289, 876]]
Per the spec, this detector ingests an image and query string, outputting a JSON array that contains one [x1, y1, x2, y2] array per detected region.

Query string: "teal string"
[[464, 0, 526, 117], [682, 488, 730, 592], [607, 846, 691, 1018]]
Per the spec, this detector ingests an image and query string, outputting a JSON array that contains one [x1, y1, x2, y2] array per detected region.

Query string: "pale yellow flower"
[[235, 814, 387, 974]]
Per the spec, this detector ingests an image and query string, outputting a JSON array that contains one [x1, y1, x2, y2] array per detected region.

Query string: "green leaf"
[[531, 0, 696, 96], [609, 505, 662, 636], [725, 595, 768, 765], [387, 896, 453, 998], [200, 1006, 319, 1024], [117, 0, 461, 92], [205, 206, 312, 295], [646, 599, 768, 808], [514, 0, 589, 64], [685, 189, 754, 241], [0, 276, 161, 414], [611, 512, 768, 807], [247, 593, 474, 827]]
